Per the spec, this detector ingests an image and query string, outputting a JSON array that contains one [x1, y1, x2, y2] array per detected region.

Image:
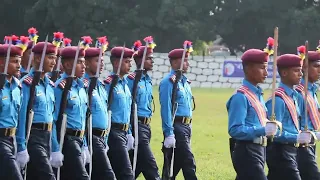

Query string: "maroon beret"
[[0, 44, 23, 57], [60, 46, 85, 59], [277, 54, 302, 68], [133, 46, 153, 59], [168, 49, 190, 59], [32, 42, 58, 55], [27, 41, 34, 50], [308, 51, 320, 62], [85, 47, 102, 58], [241, 49, 268, 63], [110, 47, 134, 58]]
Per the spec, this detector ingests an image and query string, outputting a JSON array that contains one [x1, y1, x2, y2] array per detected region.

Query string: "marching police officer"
[[266, 53, 311, 180], [51, 46, 89, 180], [0, 42, 24, 180], [17, 40, 59, 180], [159, 45, 197, 180], [296, 50, 320, 180], [227, 44, 279, 180], [127, 41, 160, 180], [83, 47, 116, 179], [104, 46, 134, 180]]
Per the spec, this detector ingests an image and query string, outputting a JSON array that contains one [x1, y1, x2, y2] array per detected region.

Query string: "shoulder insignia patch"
[[58, 79, 66, 89], [104, 76, 113, 84], [83, 78, 89, 88], [23, 75, 33, 86], [127, 72, 136, 80], [169, 74, 176, 83]]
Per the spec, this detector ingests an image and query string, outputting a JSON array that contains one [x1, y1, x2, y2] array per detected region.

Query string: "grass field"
[[136, 88, 320, 180]]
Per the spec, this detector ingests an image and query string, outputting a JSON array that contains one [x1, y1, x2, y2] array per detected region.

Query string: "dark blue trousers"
[[129, 123, 160, 180], [107, 128, 134, 180], [232, 141, 267, 180], [26, 129, 55, 180], [0, 136, 23, 180], [91, 135, 116, 180], [267, 142, 301, 180], [163, 123, 197, 180], [297, 145, 320, 180], [61, 135, 89, 180]]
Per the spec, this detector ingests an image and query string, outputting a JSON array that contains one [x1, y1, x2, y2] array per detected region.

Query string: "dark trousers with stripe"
[[129, 123, 160, 180], [0, 136, 23, 180], [267, 142, 301, 180], [61, 135, 89, 180], [166, 122, 197, 180], [91, 135, 116, 180], [232, 141, 267, 180], [26, 129, 55, 180], [297, 145, 320, 180], [107, 128, 134, 180]]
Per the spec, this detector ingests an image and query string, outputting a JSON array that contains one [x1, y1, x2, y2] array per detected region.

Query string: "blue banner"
[[222, 60, 279, 78]]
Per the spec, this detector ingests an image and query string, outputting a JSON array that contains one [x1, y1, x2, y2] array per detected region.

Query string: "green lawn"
[[136, 88, 320, 180]]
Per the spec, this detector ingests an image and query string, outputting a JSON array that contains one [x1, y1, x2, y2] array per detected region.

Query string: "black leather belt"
[[92, 128, 109, 137], [111, 123, 129, 131], [31, 123, 52, 131], [138, 117, 151, 125], [0, 128, 16, 137], [174, 116, 192, 124], [66, 128, 85, 138]]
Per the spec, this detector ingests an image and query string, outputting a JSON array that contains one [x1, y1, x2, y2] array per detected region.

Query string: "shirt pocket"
[[48, 93, 55, 113], [34, 89, 47, 112], [176, 88, 185, 104]]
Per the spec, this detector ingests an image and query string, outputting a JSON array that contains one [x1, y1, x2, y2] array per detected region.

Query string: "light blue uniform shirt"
[[227, 79, 266, 140], [51, 72, 88, 152], [266, 83, 300, 143], [159, 70, 193, 137], [17, 68, 55, 152], [126, 72, 153, 118]]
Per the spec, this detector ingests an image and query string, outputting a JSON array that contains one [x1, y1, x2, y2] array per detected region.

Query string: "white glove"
[[316, 132, 320, 141], [16, 149, 30, 169], [104, 144, 109, 154], [127, 134, 134, 151], [297, 132, 312, 144], [164, 135, 176, 148], [50, 151, 64, 168], [84, 147, 91, 164], [265, 122, 278, 136]]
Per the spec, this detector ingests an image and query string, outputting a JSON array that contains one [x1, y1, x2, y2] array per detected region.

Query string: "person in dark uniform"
[[17, 39, 60, 180], [266, 52, 312, 180], [127, 38, 160, 180], [295, 49, 320, 180], [159, 44, 198, 180], [83, 44, 116, 179], [52, 46, 89, 180], [227, 39, 279, 180], [0, 42, 25, 180], [104, 46, 134, 180]]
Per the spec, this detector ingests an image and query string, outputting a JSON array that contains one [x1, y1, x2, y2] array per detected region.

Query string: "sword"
[[268, 27, 282, 141]]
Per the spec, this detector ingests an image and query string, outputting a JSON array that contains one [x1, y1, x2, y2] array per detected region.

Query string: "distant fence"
[[101, 52, 280, 89]]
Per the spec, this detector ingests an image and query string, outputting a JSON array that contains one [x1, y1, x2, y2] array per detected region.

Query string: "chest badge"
[[2, 96, 8, 100]]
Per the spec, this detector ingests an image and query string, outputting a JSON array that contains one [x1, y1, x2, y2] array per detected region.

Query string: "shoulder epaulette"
[[83, 78, 89, 88], [295, 84, 304, 93], [104, 76, 113, 84], [127, 72, 136, 80], [58, 79, 66, 89], [23, 75, 33, 86], [169, 74, 176, 83]]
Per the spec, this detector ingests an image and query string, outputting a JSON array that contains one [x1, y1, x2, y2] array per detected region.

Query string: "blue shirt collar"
[[301, 78, 318, 94], [110, 72, 127, 84], [61, 72, 84, 87], [279, 82, 297, 97], [242, 79, 263, 95], [29, 68, 51, 86]]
